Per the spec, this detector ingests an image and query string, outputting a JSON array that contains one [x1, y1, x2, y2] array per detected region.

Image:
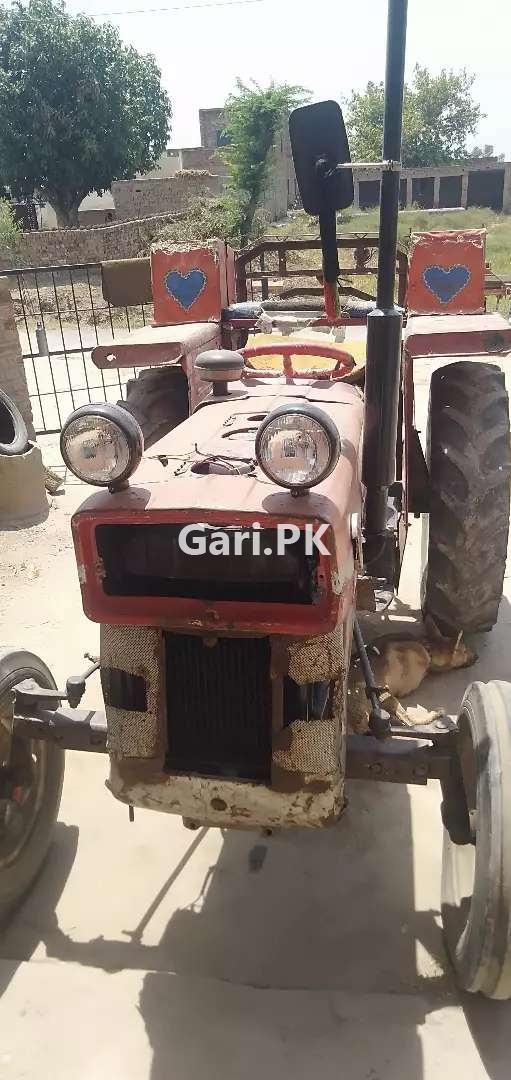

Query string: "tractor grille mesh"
[[164, 633, 272, 781], [100, 624, 161, 758]]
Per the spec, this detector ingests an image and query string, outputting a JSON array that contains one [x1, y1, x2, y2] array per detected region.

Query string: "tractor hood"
[[71, 380, 364, 633], [75, 380, 364, 528]]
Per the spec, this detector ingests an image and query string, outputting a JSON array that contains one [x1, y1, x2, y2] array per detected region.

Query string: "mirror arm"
[[335, 160, 401, 172], [318, 210, 340, 320]]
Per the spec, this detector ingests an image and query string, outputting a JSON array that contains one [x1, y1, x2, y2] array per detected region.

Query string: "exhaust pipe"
[[362, 0, 408, 538]]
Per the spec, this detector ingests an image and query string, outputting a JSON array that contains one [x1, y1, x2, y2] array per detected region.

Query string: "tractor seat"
[[222, 299, 378, 321]]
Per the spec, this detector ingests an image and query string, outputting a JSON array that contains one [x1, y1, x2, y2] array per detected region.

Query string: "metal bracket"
[[407, 427, 430, 515], [389, 714, 458, 745], [13, 707, 107, 753], [336, 160, 401, 172], [346, 733, 454, 785]]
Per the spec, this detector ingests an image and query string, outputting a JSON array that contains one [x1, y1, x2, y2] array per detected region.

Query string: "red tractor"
[[2, 0, 511, 1000]]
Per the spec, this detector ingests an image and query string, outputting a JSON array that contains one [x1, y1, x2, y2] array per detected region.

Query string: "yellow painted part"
[[246, 332, 367, 376]]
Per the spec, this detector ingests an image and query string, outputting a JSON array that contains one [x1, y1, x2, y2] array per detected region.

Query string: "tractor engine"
[[69, 381, 363, 829]]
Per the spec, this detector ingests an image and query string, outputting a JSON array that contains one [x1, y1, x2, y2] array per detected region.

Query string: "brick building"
[[112, 107, 299, 223], [30, 106, 511, 230], [354, 159, 511, 213]]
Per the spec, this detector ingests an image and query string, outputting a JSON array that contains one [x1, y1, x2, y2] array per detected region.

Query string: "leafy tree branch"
[[0, 0, 172, 226]]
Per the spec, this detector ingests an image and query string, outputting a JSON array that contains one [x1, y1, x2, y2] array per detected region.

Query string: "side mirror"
[[289, 100, 353, 215]]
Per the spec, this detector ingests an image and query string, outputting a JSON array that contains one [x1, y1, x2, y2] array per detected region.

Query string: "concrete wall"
[[113, 108, 296, 224], [79, 208, 116, 227], [37, 151, 177, 228], [352, 161, 511, 212], [141, 148, 181, 179], [112, 172, 225, 221], [179, 147, 227, 174], [40, 199, 116, 230], [0, 212, 180, 271], [113, 166, 289, 225]]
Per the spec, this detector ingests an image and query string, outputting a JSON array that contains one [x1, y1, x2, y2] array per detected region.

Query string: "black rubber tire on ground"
[[442, 680, 511, 999], [0, 389, 29, 456], [0, 649, 65, 924], [421, 361, 511, 634]]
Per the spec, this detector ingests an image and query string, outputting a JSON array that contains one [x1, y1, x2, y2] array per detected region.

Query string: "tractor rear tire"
[[421, 361, 511, 634], [442, 680, 511, 999]]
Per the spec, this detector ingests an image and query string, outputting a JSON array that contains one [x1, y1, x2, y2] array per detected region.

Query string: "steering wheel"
[[241, 341, 355, 380]]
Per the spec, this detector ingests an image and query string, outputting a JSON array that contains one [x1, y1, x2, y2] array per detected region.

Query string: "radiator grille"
[[164, 634, 272, 781]]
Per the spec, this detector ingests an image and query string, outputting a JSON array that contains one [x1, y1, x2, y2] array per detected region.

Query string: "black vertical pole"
[[362, 0, 408, 539]]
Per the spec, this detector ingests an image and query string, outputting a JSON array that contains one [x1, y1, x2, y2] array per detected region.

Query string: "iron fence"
[[5, 262, 153, 435], [235, 236, 409, 308]]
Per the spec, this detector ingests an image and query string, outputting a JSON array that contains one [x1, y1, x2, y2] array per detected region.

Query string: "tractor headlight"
[[255, 403, 340, 491], [60, 404, 143, 487]]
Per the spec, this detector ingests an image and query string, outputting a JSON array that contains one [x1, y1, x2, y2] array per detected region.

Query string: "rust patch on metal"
[[210, 796, 227, 811], [107, 756, 345, 828], [306, 778, 330, 794], [94, 557, 106, 580], [271, 763, 308, 794]]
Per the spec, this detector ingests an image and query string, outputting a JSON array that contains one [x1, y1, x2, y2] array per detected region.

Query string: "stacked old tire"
[[0, 389, 48, 527]]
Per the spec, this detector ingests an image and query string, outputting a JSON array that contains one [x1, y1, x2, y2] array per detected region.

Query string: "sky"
[[69, 0, 511, 157]]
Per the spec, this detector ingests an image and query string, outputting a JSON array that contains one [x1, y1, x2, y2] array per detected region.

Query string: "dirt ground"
[[1, 365, 511, 1078]]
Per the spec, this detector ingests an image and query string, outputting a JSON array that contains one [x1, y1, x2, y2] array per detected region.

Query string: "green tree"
[[220, 79, 308, 246], [346, 65, 484, 167], [0, 0, 171, 226], [0, 199, 21, 252]]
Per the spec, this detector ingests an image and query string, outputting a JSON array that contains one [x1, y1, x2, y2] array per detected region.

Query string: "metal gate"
[[5, 263, 152, 434]]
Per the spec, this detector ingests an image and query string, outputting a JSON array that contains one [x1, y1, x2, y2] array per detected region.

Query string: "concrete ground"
[[1, 357, 511, 1079]]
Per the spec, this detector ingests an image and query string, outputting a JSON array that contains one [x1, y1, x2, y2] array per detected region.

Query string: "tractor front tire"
[[421, 361, 510, 634], [442, 681, 511, 999], [0, 649, 65, 924]]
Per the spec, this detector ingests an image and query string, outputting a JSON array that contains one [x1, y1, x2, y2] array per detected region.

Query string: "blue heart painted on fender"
[[164, 269, 207, 310], [422, 264, 471, 304]]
